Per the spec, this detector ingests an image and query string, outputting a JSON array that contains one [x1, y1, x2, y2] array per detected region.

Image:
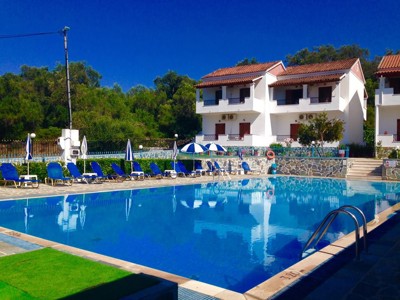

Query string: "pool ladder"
[[301, 205, 367, 260]]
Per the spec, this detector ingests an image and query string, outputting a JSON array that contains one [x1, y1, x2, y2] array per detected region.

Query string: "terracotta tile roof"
[[269, 73, 344, 87], [202, 61, 280, 78], [376, 54, 400, 76], [195, 76, 259, 88], [281, 58, 358, 76]]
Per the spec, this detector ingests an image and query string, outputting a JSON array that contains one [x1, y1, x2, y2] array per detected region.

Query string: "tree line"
[[0, 63, 201, 141], [0, 44, 396, 144]]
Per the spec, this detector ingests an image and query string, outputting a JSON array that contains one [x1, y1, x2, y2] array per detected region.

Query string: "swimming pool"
[[0, 176, 399, 293]]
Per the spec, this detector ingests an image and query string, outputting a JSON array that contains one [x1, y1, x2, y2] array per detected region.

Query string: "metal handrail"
[[339, 205, 368, 253], [301, 206, 367, 260]]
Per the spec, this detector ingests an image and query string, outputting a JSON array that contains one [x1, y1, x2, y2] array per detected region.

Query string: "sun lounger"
[[241, 161, 261, 175], [178, 161, 200, 177], [90, 161, 118, 181], [194, 161, 207, 176], [46, 162, 73, 186], [206, 161, 217, 176], [214, 161, 227, 175], [132, 161, 148, 180], [111, 163, 131, 181], [149, 162, 165, 179], [67, 162, 97, 184], [0, 163, 40, 188]]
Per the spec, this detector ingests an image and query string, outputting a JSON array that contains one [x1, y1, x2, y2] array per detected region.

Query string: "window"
[[240, 88, 250, 103], [285, 89, 302, 105], [319, 86, 332, 103]]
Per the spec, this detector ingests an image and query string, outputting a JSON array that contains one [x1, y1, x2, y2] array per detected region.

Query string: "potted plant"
[[338, 144, 346, 157]]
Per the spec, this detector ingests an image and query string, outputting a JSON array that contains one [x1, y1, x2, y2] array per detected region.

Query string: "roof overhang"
[[195, 75, 261, 88], [269, 73, 345, 87]]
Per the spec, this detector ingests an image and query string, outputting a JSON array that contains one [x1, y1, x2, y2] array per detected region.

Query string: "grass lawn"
[[0, 248, 159, 299]]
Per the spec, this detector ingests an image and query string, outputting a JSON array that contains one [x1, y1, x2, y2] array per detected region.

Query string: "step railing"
[[301, 205, 367, 260]]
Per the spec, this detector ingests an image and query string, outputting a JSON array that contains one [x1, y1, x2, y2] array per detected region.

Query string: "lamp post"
[[139, 145, 143, 158]]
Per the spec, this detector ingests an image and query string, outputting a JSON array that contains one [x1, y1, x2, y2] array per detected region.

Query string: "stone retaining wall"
[[199, 157, 348, 178], [382, 159, 400, 180], [276, 157, 347, 178]]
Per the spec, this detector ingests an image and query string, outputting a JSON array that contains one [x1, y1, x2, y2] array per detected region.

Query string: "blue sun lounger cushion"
[[46, 162, 72, 186], [0, 163, 40, 188]]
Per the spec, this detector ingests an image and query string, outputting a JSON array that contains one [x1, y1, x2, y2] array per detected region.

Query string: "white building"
[[195, 58, 367, 147], [375, 54, 400, 147]]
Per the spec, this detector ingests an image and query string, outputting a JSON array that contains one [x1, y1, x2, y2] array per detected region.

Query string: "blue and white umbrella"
[[81, 135, 88, 173], [181, 142, 207, 154], [180, 142, 207, 171], [172, 140, 178, 160], [125, 139, 134, 173], [25, 133, 33, 175], [172, 141, 178, 172], [205, 142, 227, 152]]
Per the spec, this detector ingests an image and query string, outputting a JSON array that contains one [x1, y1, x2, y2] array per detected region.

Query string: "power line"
[[0, 31, 60, 39]]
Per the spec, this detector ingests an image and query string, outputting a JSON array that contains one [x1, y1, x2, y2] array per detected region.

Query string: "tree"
[[154, 70, 185, 100], [236, 57, 258, 66], [298, 113, 345, 152]]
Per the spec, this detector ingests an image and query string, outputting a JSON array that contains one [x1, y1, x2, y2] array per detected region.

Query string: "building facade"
[[375, 54, 400, 147], [195, 58, 367, 147]]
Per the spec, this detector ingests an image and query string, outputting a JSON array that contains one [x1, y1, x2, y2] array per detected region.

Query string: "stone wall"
[[382, 159, 400, 180], [276, 157, 347, 178], [198, 157, 347, 178]]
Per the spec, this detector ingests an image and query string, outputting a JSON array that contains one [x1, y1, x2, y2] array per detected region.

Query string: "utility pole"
[[62, 26, 72, 130]]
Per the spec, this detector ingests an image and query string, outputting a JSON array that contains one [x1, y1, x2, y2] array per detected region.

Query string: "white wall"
[[379, 106, 400, 133]]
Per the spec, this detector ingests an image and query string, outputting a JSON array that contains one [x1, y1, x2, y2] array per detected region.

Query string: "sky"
[[1, 0, 400, 91]]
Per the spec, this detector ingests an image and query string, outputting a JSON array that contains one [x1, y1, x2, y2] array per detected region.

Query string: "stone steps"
[[347, 158, 383, 179]]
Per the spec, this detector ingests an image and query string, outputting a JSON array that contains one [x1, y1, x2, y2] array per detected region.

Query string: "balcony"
[[271, 96, 346, 114], [195, 133, 270, 147], [196, 97, 264, 114], [375, 88, 400, 106], [377, 133, 400, 147]]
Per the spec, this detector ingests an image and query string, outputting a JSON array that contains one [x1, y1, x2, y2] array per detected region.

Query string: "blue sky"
[[1, 0, 400, 91]]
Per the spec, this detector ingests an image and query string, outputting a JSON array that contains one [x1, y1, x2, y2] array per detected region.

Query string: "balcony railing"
[[228, 97, 244, 105], [310, 97, 332, 104], [228, 134, 243, 141], [276, 99, 299, 106], [203, 134, 217, 141], [204, 99, 219, 106]]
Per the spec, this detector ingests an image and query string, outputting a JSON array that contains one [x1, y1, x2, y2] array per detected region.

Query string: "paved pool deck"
[[0, 175, 399, 299]]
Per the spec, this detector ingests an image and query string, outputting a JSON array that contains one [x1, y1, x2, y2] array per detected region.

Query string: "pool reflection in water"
[[0, 176, 399, 293]]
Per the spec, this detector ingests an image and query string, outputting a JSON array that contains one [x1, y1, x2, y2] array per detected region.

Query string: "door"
[[290, 123, 301, 141], [215, 123, 225, 140], [285, 89, 302, 104], [239, 123, 251, 140], [240, 88, 250, 103], [215, 90, 222, 105], [397, 119, 400, 141], [319, 86, 332, 103]]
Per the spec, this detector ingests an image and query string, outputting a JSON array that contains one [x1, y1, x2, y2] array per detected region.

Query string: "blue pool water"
[[0, 176, 399, 293]]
